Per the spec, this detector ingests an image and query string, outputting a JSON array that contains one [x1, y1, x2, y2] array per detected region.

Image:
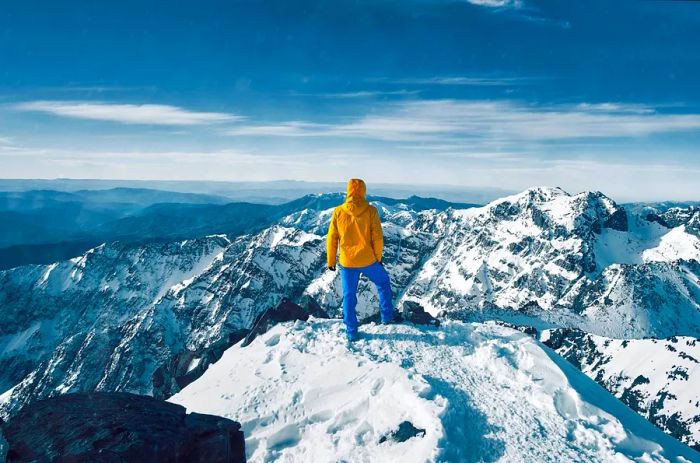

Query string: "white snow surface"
[[169, 319, 698, 463]]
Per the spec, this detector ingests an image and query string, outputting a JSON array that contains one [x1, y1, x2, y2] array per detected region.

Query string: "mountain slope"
[[0, 198, 438, 417], [169, 319, 699, 463], [0, 236, 232, 407], [395, 187, 700, 338], [540, 328, 700, 450]]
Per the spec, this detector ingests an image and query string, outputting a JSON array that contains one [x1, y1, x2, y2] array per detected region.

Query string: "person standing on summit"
[[327, 179, 396, 342]]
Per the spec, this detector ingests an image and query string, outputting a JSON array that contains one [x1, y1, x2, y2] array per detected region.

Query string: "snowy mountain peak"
[[481, 186, 626, 234], [169, 319, 699, 463], [497, 185, 569, 203]]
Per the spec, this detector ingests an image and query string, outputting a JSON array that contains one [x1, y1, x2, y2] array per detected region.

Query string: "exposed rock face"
[[401, 301, 440, 327], [645, 205, 700, 237], [378, 421, 427, 444], [1, 392, 245, 463]]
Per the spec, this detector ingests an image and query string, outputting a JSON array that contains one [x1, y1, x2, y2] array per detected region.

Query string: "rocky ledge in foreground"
[[1, 392, 246, 463]]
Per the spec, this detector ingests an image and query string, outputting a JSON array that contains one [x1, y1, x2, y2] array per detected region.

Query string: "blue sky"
[[1, 0, 700, 201]]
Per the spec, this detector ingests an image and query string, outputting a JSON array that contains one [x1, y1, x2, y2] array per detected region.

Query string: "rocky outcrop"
[[646, 206, 700, 237], [378, 421, 426, 444], [402, 301, 440, 327], [242, 297, 327, 347], [1, 392, 245, 463]]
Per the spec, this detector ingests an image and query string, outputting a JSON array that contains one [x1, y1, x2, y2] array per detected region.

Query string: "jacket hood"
[[342, 178, 370, 216]]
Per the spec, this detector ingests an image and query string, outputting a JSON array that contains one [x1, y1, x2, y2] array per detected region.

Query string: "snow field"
[[170, 319, 699, 462]]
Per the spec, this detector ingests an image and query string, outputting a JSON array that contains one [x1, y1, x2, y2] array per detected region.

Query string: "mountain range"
[[0, 186, 698, 455], [0, 187, 476, 270]]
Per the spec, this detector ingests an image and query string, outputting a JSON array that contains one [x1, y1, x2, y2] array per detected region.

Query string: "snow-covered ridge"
[[169, 319, 699, 463]]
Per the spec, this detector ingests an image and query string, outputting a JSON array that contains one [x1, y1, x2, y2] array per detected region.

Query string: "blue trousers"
[[340, 261, 394, 335]]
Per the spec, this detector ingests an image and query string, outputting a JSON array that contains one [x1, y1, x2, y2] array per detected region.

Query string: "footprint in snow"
[[266, 423, 301, 451], [370, 377, 384, 396]]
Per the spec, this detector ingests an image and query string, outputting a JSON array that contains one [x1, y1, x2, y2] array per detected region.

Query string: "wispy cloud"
[[13, 100, 242, 125], [461, 0, 570, 28], [342, 100, 700, 140], [465, 0, 522, 9], [37, 84, 159, 93], [223, 100, 700, 143], [225, 121, 330, 137], [293, 89, 420, 98], [368, 76, 544, 87]]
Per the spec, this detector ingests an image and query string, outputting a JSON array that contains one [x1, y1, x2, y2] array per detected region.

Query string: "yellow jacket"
[[326, 179, 383, 268]]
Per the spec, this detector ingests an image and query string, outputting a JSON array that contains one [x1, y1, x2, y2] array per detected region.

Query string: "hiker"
[[327, 178, 396, 341]]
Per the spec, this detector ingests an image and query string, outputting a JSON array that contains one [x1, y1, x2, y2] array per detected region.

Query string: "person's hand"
[[328, 265, 336, 272]]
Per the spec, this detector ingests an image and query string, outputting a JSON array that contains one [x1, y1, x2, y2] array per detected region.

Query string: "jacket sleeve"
[[326, 209, 339, 267], [370, 207, 384, 263]]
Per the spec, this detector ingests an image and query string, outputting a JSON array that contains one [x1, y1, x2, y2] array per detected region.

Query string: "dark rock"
[[358, 302, 440, 327], [299, 295, 331, 319], [604, 207, 629, 232], [2, 392, 245, 463], [493, 321, 538, 337], [402, 301, 440, 327], [242, 298, 311, 347], [646, 212, 671, 229], [378, 421, 426, 444], [1, 426, 7, 463]]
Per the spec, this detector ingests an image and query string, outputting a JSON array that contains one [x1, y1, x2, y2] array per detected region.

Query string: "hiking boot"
[[381, 312, 404, 325], [346, 331, 360, 342]]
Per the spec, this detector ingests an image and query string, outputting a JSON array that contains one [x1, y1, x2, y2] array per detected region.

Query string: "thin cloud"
[[292, 89, 420, 98], [225, 121, 331, 137], [223, 99, 700, 143], [368, 76, 544, 87], [465, 0, 522, 9], [461, 0, 570, 28], [13, 100, 242, 125], [37, 84, 159, 93], [339, 100, 700, 140]]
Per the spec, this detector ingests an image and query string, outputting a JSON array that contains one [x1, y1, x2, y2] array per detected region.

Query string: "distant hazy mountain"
[[0, 188, 474, 270], [0, 178, 513, 204]]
